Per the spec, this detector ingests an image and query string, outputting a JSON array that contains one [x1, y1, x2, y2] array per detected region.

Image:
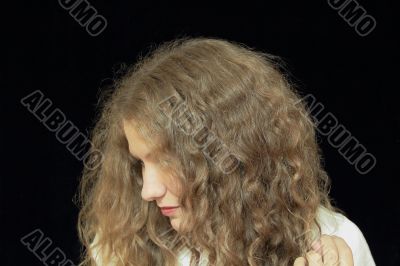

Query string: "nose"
[[140, 166, 167, 201]]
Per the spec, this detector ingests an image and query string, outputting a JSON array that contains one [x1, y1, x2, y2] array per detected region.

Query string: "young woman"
[[76, 37, 376, 265]]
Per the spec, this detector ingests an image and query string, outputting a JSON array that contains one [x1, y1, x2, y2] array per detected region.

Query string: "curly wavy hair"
[[76, 36, 341, 266]]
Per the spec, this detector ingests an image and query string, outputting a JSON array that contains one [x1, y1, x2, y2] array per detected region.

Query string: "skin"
[[293, 235, 354, 266], [123, 119, 354, 265], [123, 119, 183, 231]]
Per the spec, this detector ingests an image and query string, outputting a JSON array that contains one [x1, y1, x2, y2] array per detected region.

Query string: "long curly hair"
[[76, 36, 341, 265]]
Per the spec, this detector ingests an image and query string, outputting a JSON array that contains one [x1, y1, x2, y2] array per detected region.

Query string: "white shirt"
[[315, 205, 376, 266], [178, 205, 376, 266]]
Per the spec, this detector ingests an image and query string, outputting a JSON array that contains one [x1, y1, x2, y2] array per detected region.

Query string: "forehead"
[[122, 119, 166, 162], [122, 119, 151, 156], [123, 119, 143, 141]]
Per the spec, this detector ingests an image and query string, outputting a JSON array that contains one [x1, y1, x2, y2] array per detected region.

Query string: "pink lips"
[[160, 207, 179, 216]]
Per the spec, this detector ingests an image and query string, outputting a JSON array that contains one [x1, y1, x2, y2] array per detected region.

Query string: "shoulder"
[[315, 205, 376, 266]]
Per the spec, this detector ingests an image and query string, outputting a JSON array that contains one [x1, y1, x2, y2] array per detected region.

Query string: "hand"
[[293, 234, 354, 266]]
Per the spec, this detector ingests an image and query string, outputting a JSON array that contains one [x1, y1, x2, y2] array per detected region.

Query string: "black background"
[[3, 1, 399, 265]]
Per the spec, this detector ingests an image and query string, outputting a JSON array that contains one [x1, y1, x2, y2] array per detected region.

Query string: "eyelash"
[[137, 160, 145, 169], [128, 155, 145, 170], [132, 160, 144, 186]]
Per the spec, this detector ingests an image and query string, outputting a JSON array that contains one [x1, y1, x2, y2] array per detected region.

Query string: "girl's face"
[[123, 119, 183, 231]]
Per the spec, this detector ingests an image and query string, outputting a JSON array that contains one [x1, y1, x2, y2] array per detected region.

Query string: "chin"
[[170, 217, 181, 231]]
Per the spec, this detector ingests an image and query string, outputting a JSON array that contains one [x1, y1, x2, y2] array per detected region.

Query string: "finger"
[[311, 238, 323, 257], [293, 257, 307, 266], [319, 235, 339, 266], [306, 250, 323, 266], [332, 236, 354, 266]]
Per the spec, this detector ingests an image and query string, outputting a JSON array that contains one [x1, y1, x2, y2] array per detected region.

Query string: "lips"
[[160, 206, 179, 216]]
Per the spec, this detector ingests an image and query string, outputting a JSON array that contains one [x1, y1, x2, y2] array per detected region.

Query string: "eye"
[[133, 161, 144, 187], [127, 154, 144, 173], [128, 159, 144, 186], [137, 160, 145, 169]]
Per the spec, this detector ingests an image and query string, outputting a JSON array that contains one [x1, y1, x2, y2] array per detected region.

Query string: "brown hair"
[[76, 36, 340, 265]]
